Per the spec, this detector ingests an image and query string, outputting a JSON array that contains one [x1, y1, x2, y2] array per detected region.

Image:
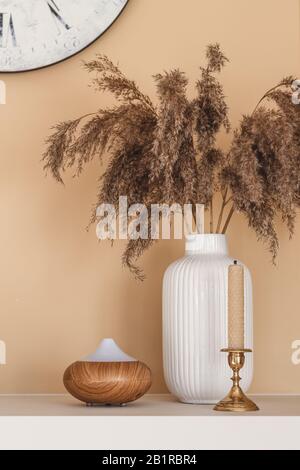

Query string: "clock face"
[[0, 0, 128, 72]]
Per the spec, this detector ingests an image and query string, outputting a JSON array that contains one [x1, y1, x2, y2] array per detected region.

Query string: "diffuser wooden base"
[[63, 361, 152, 405]]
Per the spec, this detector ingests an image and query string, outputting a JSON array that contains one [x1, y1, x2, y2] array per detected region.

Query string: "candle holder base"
[[214, 387, 259, 412], [214, 349, 259, 413]]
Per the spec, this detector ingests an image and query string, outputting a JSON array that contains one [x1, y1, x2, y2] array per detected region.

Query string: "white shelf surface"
[[0, 393, 299, 416], [0, 394, 300, 449]]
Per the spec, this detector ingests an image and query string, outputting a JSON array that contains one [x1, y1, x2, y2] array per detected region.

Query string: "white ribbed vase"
[[163, 234, 253, 404]]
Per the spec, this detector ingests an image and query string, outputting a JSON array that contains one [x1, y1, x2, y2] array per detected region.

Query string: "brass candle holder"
[[214, 349, 259, 412]]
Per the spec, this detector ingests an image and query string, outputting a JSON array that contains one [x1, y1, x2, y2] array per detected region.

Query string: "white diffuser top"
[[82, 338, 136, 363]]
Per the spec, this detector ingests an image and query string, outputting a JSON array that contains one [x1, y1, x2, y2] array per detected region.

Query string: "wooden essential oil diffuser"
[[63, 339, 152, 406]]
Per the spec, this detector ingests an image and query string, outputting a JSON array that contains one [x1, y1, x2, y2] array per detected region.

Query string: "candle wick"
[[234, 260, 238, 265]]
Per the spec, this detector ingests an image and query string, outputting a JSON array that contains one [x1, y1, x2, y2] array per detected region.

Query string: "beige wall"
[[0, 0, 300, 393]]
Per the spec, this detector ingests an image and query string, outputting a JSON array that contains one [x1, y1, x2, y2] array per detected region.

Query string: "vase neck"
[[185, 234, 228, 255]]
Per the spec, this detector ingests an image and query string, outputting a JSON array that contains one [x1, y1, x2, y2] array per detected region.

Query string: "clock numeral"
[[0, 13, 17, 48], [47, 1, 71, 33]]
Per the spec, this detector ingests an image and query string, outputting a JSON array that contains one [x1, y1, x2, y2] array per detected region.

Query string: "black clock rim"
[[0, 0, 130, 74]]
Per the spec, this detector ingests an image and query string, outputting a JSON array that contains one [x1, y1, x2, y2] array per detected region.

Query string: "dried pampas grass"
[[43, 45, 299, 278]]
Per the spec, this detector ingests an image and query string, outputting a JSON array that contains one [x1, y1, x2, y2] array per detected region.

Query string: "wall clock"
[[0, 0, 128, 72]]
